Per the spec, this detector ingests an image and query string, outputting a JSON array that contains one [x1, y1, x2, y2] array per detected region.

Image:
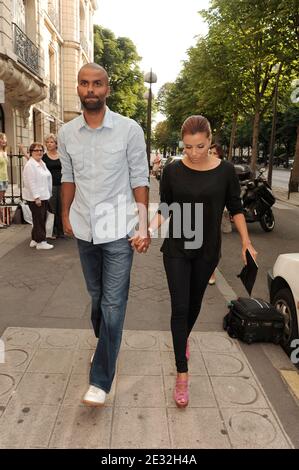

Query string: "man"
[[58, 63, 150, 406]]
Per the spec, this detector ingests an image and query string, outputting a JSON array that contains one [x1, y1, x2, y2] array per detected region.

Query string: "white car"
[[268, 253, 299, 357]]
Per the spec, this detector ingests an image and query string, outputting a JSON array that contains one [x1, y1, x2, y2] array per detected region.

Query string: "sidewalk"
[[0, 178, 298, 449], [273, 186, 299, 207]]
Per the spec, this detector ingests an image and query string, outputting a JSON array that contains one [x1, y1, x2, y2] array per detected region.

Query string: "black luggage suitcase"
[[223, 297, 285, 344]]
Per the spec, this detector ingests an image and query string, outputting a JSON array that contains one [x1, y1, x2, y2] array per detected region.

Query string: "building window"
[[49, 47, 57, 104], [0, 105, 4, 132], [13, 0, 26, 32]]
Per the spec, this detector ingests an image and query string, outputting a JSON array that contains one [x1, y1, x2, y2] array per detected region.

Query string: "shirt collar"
[[78, 106, 113, 130], [30, 157, 45, 167]]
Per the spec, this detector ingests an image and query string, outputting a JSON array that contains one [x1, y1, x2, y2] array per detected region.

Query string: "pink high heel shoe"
[[173, 377, 189, 408], [186, 338, 190, 361]]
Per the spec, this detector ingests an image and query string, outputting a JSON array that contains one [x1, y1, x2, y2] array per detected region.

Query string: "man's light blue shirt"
[[58, 107, 149, 244]]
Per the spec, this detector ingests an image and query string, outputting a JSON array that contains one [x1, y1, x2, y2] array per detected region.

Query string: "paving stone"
[[72, 349, 94, 374], [221, 408, 292, 449], [0, 325, 295, 449], [0, 372, 23, 405], [0, 347, 35, 373], [211, 376, 268, 408], [161, 351, 208, 377], [111, 408, 170, 449], [2, 328, 41, 348], [79, 330, 98, 350], [118, 350, 162, 376], [195, 332, 241, 353], [63, 373, 116, 406], [164, 375, 217, 408], [121, 331, 159, 350], [202, 352, 253, 377], [0, 405, 5, 418], [49, 405, 113, 449], [0, 403, 59, 448], [115, 376, 165, 408], [12, 373, 68, 405], [168, 408, 231, 449], [159, 332, 198, 352], [39, 329, 80, 349], [27, 349, 73, 374]]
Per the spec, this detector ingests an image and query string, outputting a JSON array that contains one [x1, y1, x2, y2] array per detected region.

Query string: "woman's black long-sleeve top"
[[158, 159, 243, 263]]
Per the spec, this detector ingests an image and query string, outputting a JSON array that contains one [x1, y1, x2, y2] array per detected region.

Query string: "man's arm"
[[61, 182, 75, 236], [133, 186, 149, 237], [126, 123, 150, 252], [58, 128, 75, 236]]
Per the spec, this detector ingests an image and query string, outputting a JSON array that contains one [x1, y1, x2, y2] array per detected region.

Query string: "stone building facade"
[[0, 0, 97, 154]]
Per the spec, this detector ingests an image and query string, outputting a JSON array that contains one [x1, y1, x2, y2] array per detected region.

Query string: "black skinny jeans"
[[49, 185, 64, 237], [163, 254, 218, 373]]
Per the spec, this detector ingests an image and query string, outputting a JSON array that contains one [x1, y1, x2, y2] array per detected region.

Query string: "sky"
[[94, 0, 210, 92]]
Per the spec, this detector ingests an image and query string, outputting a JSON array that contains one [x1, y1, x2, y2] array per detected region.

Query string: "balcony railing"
[[13, 23, 39, 75], [49, 81, 57, 104]]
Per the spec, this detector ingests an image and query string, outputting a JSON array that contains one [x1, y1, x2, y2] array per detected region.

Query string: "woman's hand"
[[242, 240, 258, 265], [129, 230, 151, 253], [35, 198, 42, 207]]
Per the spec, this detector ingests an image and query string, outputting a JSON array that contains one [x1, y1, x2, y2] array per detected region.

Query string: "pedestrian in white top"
[[23, 142, 53, 250]]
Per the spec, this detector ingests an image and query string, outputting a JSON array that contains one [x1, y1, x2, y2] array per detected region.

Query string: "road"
[[219, 198, 299, 301]]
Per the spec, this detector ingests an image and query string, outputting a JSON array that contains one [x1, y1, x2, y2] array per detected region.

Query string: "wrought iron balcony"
[[13, 23, 39, 75], [49, 81, 57, 104]]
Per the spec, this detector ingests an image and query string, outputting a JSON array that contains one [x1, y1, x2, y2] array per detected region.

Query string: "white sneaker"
[[29, 240, 37, 248], [82, 385, 106, 407], [36, 241, 54, 250]]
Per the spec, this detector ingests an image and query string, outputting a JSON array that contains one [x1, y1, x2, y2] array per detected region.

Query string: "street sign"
[[0, 80, 5, 103]]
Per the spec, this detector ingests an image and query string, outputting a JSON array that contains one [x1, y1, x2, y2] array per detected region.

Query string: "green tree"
[[154, 121, 179, 156], [93, 25, 147, 128], [201, 0, 298, 171]]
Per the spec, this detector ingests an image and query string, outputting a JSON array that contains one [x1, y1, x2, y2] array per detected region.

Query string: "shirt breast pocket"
[[101, 142, 125, 169]]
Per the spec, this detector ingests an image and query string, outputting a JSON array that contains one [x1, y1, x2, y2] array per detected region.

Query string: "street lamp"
[[267, 63, 282, 187], [144, 69, 157, 168]]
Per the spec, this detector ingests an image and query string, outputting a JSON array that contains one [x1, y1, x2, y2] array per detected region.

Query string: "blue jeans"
[[77, 237, 133, 393]]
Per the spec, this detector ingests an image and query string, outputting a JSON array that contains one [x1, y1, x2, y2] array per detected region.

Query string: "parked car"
[[268, 253, 299, 359]]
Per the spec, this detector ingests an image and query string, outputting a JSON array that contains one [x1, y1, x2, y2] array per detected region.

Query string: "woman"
[[23, 142, 54, 250], [0, 133, 9, 229], [43, 134, 64, 238], [152, 151, 161, 176], [134, 115, 257, 408]]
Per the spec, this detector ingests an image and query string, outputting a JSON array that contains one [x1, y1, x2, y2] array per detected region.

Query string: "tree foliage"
[[157, 0, 299, 174], [94, 25, 147, 128]]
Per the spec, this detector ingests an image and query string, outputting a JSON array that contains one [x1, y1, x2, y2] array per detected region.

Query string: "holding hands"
[[129, 229, 151, 253]]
